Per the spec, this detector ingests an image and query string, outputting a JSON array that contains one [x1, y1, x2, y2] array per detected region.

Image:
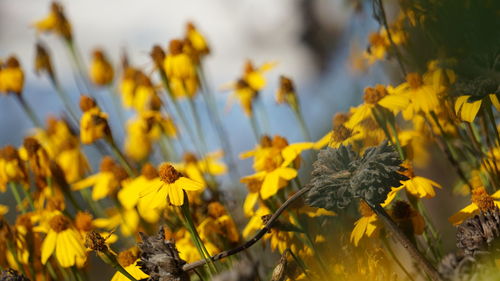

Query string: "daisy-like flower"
[[449, 187, 500, 225], [33, 2, 72, 41], [163, 39, 199, 99], [395, 73, 442, 120], [0, 146, 27, 192], [350, 201, 381, 246], [111, 248, 149, 281], [139, 163, 203, 207], [0, 56, 24, 95], [79, 96, 111, 144], [241, 136, 312, 199], [89, 49, 114, 87], [72, 156, 127, 200], [184, 22, 210, 58], [399, 162, 442, 199], [40, 212, 86, 268]]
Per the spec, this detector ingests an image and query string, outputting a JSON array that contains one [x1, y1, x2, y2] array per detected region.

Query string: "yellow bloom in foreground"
[[455, 94, 500, 123], [400, 163, 442, 199], [40, 213, 86, 267], [449, 187, 500, 225], [140, 163, 203, 207], [89, 49, 114, 86], [351, 201, 381, 246], [111, 248, 149, 281]]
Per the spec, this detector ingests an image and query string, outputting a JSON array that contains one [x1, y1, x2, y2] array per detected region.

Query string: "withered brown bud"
[[85, 230, 108, 252], [79, 96, 97, 112]]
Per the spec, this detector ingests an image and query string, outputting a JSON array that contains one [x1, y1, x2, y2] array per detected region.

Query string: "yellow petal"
[[243, 192, 259, 217], [460, 99, 482, 123], [41, 231, 57, 264], [260, 172, 280, 199], [448, 204, 479, 225], [490, 94, 500, 111], [176, 177, 204, 191], [167, 184, 184, 206], [350, 217, 368, 246], [277, 167, 297, 181], [313, 131, 333, 150], [56, 231, 74, 267]]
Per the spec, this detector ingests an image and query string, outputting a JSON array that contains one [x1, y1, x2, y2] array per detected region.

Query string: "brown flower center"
[[279, 76, 295, 93], [259, 135, 272, 148], [169, 39, 184, 55], [49, 215, 70, 233], [471, 187, 495, 212], [150, 45, 165, 67], [141, 163, 159, 180], [363, 85, 388, 105], [6, 56, 20, 68], [75, 211, 93, 232], [92, 49, 104, 61], [272, 135, 289, 150], [113, 166, 129, 183], [117, 249, 138, 268], [99, 156, 116, 173], [244, 60, 255, 75], [406, 73, 423, 89], [85, 230, 107, 252], [1, 145, 19, 161], [183, 152, 198, 164], [332, 125, 353, 143], [332, 113, 349, 129], [159, 163, 182, 184], [23, 137, 41, 156], [79, 96, 97, 112], [359, 201, 374, 217], [16, 214, 32, 229]]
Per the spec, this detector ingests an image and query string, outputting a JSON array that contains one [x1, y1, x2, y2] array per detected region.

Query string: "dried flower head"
[[456, 207, 500, 256], [305, 141, 407, 212], [0, 269, 30, 281], [137, 227, 189, 281], [85, 230, 108, 252]]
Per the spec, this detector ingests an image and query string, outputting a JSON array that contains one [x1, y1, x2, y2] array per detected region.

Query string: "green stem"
[[293, 108, 312, 141], [9, 182, 26, 214], [107, 138, 135, 176], [249, 114, 261, 142], [15, 95, 42, 128]]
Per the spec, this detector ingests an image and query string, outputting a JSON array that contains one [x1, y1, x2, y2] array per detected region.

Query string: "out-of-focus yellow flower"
[[345, 84, 409, 129], [35, 42, 55, 80], [0, 57, 24, 95], [198, 202, 240, 243], [276, 76, 299, 110], [124, 110, 176, 161], [89, 49, 114, 86], [33, 2, 72, 41], [111, 248, 149, 281], [243, 60, 276, 92], [399, 163, 442, 199], [39, 212, 86, 268], [93, 207, 139, 237], [185, 22, 210, 58], [176, 229, 219, 263], [120, 67, 138, 108], [56, 138, 90, 183], [139, 163, 203, 207], [130, 72, 162, 113], [350, 201, 381, 246], [164, 39, 199, 99], [364, 25, 405, 64], [395, 73, 441, 120], [72, 156, 127, 200], [455, 94, 500, 123], [241, 136, 312, 199], [449, 187, 500, 225], [174, 151, 226, 188], [0, 146, 27, 192], [79, 96, 111, 144], [19, 137, 52, 181]]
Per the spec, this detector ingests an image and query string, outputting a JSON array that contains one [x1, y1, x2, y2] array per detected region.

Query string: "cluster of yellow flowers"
[[1, 1, 500, 281]]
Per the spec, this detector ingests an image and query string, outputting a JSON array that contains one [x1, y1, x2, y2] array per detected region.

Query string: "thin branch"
[[182, 187, 310, 272]]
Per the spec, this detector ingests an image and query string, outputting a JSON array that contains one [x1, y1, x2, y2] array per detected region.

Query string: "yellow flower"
[[276, 76, 299, 110], [40, 213, 86, 268], [241, 136, 312, 199], [120, 67, 138, 108], [56, 139, 90, 183], [33, 2, 72, 41], [72, 156, 126, 200], [79, 96, 111, 144], [131, 72, 162, 113], [242, 60, 276, 91], [199, 202, 240, 243], [163, 39, 199, 99], [139, 163, 203, 207], [0, 57, 24, 95], [449, 187, 500, 225], [0, 146, 27, 192], [345, 85, 409, 129], [176, 229, 219, 263], [350, 201, 381, 246], [112, 249, 149, 281], [174, 151, 227, 187], [395, 73, 441, 120], [89, 49, 114, 86], [185, 22, 210, 58], [400, 163, 442, 199], [455, 94, 500, 123], [93, 207, 139, 237]]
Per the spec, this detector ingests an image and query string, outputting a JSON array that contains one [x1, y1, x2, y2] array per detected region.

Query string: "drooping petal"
[[260, 172, 280, 200], [448, 204, 479, 225], [56, 231, 74, 267], [277, 167, 298, 181], [243, 192, 259, 217], [41, 231, 57, 264], [167, 183, 184, 206], [176, 177, 204, 191]]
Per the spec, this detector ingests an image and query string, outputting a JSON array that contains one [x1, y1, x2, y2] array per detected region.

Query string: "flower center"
[[75, 211, 93, 232], [279, 76, 294, 93], [99, 156, 115, 173], [332, 113, 349, 129], [272, 136, 289, 150], [159, 163, 182, 184], [259, 135, 272, 148], [49, 215, 70, 233], [332, 125, 353, 143], [363, 85, 388, 105], [117, 249, 138, 268], [471, 187, 495, 212], [79, 96, 97, 112], [23, 137, 41, 156], [406, 73, 423, 89], [141, 163, 159, 180], [1, 145, 19, 161], [169, 39, 184, 55]]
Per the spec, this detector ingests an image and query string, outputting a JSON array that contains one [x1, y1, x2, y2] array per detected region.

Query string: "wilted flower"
[[306, 141, 407, 212]]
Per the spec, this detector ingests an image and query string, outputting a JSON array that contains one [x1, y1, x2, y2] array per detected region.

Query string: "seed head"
[[79, 96, 97, 112], [159, 163, 182, 184], [49, 214, 70, 233], [406, 73, 423, 89], [471, 187, 495, 212], [85, 230, 108, 252]]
